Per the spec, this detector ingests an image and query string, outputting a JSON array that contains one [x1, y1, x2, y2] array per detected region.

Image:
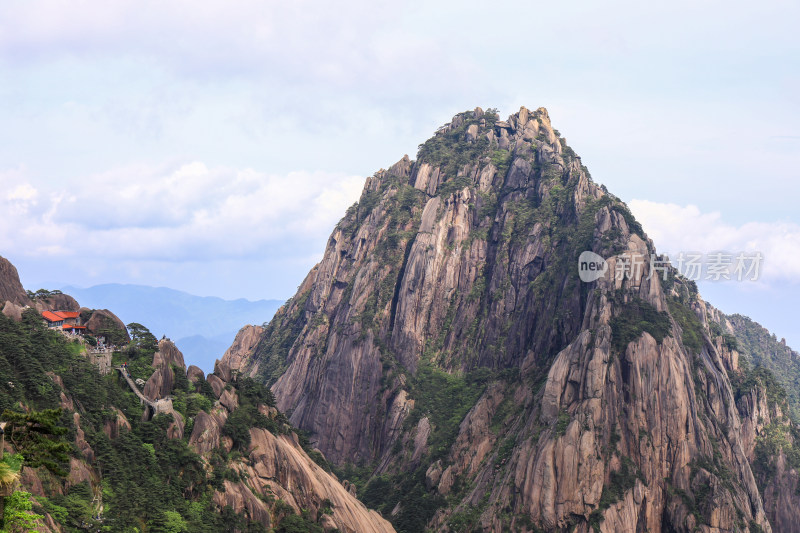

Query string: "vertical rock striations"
[[227, 106, 790, 531], [188, 358, 395, 532], [0, 254, 30, 307]]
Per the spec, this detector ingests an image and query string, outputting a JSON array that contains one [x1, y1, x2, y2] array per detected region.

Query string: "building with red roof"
[[42, 310, 86, 334], [41, 311, 65, 327]]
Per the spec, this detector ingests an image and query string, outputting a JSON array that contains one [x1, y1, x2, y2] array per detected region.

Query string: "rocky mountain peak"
[[222, 107, 790, 532]]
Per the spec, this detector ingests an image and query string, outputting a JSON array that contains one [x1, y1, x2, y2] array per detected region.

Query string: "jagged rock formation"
[[187, 358, 394, 532], [152, 338, 185, 368], [1, 300, 25, 321], [222, 427, 395, 533], [186, 364, 205, 383], [0, 254, 32, 321], [221, 324, 264, 372], [721, 325, 800, 533], [33, 293, 80, 313], [142, 338, 185, 400], [82, 307, 130, 343], [227, 106, 794, 531], [694, 304, 800, 532], [0, 254, 30, 307]]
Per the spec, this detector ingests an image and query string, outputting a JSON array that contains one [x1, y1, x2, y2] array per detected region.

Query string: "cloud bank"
[[629, 199, 800, 285], [1, 161, 363, 296]]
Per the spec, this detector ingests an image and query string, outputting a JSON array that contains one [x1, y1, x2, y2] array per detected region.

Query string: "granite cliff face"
[[227, 107, 797, 531], [221, 324, 264, 372], [0, 254, 32, 320], [719, 312, 800, 533], [0, 255, 30, 307], [190, 358, 394, 533]]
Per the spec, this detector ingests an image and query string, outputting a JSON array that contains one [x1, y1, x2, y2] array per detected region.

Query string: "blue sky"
[[1, 0, 799, 345]]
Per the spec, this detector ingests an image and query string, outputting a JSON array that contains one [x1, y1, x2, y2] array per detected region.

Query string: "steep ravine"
[[226, 106, 796, 532]]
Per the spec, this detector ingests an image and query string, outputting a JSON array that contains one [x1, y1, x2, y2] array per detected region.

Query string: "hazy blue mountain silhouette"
[[61, 283, 281, 371]]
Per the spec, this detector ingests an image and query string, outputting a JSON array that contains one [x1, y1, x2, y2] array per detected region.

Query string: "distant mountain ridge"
[[61, 283, 282, 371]]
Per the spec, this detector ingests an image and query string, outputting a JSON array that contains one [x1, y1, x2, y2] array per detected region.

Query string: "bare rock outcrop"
[[1, 300, 25, 321], [734, 368, 800, 531], [165, 405, 185, 439], [206, 374, 225, 398], [140, 340, 186, 401], [103, 407, 132, 439], [152, 338, 185, 369], [84, 308, 130, 343], [34, 293, 80, 312], [212, 480, 272, 527], [760, 451, 800, 533], [187, 362, 394, 531], [220, 325, 264, 372], [214, 358, 232, 383], [66, 457, 96, 489], [142, 365, 174, 401], [235, 429, 394, 533], [0, 255, 30, 306], [19, 467, 47, 497], [187, 365, 205, 384], [219, 388, 238, 412], [188, 410, 224, 455], [73, 413, 94, 463]]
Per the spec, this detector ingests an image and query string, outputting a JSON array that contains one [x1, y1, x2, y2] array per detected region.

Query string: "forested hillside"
[[0, 285, 392, 532]]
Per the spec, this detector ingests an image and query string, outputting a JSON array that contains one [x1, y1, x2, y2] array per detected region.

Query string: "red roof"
[[42, 311, 64, 323], [55, 311, 80, 319], [62, 324, 86, 330]]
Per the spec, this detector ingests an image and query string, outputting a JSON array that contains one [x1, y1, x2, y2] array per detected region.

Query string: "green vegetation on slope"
[[727, 314, 800, 421], [667, 297, 705, 355], [610, 297, 671, 354], [405, 364, 492, 461], [1, 409, 70, 477], [0, 310, 329, 532], [344, 366, 512, 533], [252, 290, 311, 387], [728, 356, 800, 492], [416, 113, 491, 179]]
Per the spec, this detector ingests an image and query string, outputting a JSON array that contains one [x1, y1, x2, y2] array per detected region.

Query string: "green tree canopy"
[[2, 490, 43, 532], [1, 408, 70, 476], [126, 322, 158, 351]]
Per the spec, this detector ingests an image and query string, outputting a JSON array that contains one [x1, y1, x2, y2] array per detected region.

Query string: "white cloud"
[[0, 162, 364, 264], [1, 0, 798, 305], [7, 183, 37, 202], [629, 199, 800, 284], [0, 1, 475, 94]]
